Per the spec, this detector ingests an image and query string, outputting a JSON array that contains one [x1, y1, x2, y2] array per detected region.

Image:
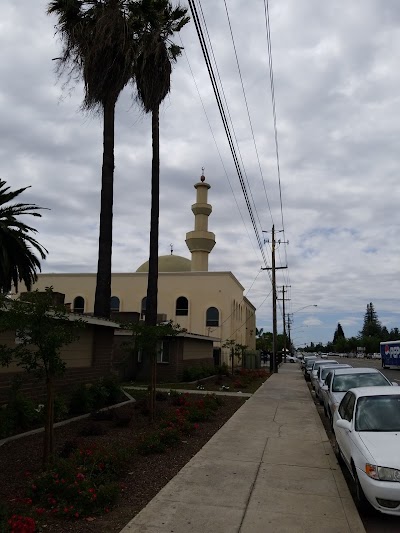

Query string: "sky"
[[1, 0, 400, 346]]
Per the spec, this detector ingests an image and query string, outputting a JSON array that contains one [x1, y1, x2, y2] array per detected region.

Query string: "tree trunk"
[[145, 106, 160, 421], [43, 376, 55, 469], [94, 98, 116, 318]]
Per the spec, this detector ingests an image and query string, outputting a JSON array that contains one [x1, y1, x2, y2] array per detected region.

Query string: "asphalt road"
[[307, 357, 400, 532]]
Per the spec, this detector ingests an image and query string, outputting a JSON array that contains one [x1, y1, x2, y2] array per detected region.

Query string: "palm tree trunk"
[[145, 106, 160, 421], [94, 97, 116, 318], [145, 106, 160, 328]]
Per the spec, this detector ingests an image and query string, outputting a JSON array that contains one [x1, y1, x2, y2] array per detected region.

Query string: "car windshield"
[[321, 367, 338, 380], [332, 373, 388, 392], [306, 360, 316, 369], [356, 396, 400, 431]]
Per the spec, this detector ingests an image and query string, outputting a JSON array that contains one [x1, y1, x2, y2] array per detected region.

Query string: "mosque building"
[[22, 173, 256, 366]]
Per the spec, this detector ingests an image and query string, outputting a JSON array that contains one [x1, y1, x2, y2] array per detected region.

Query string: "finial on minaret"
[[200, 167, 205, 182], [170, 243, 173, 255]]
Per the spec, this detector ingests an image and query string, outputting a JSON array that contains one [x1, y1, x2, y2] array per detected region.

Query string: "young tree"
[[0, 180, 47, 294], [128, 320, 185, 420], [0, 288, 85, 466], [48, 0, 138, 318]]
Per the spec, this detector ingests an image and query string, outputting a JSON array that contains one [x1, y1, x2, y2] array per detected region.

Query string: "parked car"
[[321, 367, 395, 424], [314, 364, 352, 403], [301, 355, 317, 371], [303, 357, 319, 381], [286, 355, 298, 363], [333, 387, 400, 515], [310, 360, 339, 390]]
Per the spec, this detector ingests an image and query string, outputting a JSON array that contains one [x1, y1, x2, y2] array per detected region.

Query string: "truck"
[[380, 340, 400, 369]]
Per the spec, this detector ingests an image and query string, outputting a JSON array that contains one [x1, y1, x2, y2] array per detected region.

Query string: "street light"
[[292, 304, 318, 314]]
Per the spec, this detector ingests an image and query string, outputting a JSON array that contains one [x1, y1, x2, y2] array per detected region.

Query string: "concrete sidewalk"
[[121, 364, 366, 533]]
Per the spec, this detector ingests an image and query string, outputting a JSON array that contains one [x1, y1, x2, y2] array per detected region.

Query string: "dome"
[[136, 254, 192, 273]]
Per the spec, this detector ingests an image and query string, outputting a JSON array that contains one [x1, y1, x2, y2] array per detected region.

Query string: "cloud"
[[2, 0, 400, 344]]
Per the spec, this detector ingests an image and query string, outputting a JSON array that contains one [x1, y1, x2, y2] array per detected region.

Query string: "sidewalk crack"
[[238, 404, 278, 532]]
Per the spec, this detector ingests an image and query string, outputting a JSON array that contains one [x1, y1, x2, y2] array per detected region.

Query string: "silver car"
[[310, 360, 339, 390], [321, 367, 394, 424], [314, 364, 352, 403]]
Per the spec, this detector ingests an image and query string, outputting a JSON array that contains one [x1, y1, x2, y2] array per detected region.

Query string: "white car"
[[310, 360, 339, 391], [286, 355, 298, 363], [321, 367, 395, 424], [333, 387, 400, 515], [314, 364, 352, 403]]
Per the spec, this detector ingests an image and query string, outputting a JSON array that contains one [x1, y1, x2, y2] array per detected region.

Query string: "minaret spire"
[[185, 170, 216, 271]]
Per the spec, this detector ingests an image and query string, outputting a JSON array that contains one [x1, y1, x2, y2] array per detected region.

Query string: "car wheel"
[[352, 465, 369, 511]]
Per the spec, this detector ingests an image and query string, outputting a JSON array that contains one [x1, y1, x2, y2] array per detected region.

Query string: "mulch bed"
[[0, 394, 246, 532]]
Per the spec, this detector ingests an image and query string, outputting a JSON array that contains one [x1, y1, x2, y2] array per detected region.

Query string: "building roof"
[[136, 254, 192, 273]]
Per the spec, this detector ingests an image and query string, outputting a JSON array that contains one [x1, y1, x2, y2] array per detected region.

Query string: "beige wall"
[[182, 338, 214, 361], [17, 270, 256, 365], [0, 329, 94, 373]]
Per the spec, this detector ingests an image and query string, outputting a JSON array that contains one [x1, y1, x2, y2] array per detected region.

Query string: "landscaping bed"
[[129, 368, 271, 394], [0, 390, 246, 532]]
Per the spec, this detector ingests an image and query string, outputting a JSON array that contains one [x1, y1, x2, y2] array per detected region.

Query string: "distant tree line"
[[302, 302, 399, 354]]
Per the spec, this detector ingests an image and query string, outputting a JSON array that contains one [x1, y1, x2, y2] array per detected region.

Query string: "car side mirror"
[[321, 385, 328, 392], [335, 419, 351, 431], [392, 382, 399, 387]]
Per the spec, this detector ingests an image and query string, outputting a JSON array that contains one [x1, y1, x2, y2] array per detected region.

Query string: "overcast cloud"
[[1, 0, 400, 346]]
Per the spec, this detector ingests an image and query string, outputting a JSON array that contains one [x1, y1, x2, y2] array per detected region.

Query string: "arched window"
[[206, 307, 219, 327], [176, 296, 189, 316], [141, 297, 147, 319], [110, 296, 120, 312], [73, 296, 85, 314]]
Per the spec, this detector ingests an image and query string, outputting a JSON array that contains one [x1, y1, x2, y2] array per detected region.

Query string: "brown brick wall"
[[0, 326, 115, 405]]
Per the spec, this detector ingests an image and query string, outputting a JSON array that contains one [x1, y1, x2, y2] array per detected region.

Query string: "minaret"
[[185, 171, 216, 271]]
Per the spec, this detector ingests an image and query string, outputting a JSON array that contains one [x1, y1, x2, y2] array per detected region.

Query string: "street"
[[309, 356, 400, 532]]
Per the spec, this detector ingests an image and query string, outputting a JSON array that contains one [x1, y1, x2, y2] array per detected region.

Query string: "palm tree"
[[0, 180, 47, 293], [132, 0, 189, 418], [47, 0, 138, 318], [134, 0, 189, 327]]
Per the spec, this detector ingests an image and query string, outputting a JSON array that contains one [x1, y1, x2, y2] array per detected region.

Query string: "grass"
[[123, 370, 270, 395]]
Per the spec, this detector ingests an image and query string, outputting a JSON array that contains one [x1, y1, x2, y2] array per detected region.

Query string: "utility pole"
[[262, 225, 287, 373], [287, 314, 292, 355], [278, 285, 291, 363]]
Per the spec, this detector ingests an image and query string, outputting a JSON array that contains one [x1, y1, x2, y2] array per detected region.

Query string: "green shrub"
[[89, 381, 109, 410], [101, 376, 121, 404], [69, 384, 93, 415], [137, 434, 166, 455], [182, 363, 216, 382]]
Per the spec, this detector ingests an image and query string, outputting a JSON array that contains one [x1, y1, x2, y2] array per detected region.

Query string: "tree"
[[333, 323, 345, 344], [134, 0, 189, 328], [127, 320, 185, 419], [48, 0, 138, 318], [0, 180, 47, 294], [0, 288, 85, 466], [132, 0, 188, 414], [360, 302, 382, 338]]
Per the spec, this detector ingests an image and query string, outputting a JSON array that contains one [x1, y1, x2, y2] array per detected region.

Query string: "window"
[[157, 341, 170, 363], [73, 296, 85, 314], [338, 392, 352, 420], [137, 349, 142, 363], [343, 393, 356, 421], [110, 296, 120, 312], [176, 296, 189, 316], [206, 307, 219, 327], [141, 297, 147, 319]]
